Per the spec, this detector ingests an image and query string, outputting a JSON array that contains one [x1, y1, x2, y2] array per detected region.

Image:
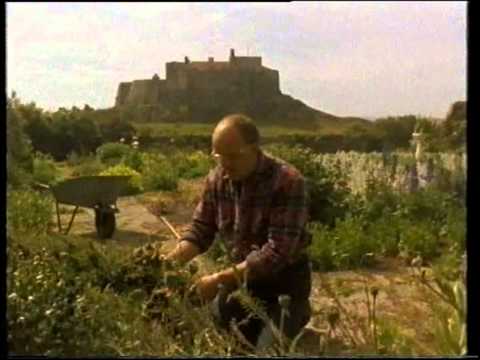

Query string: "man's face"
[[211, 126, 258, 181]]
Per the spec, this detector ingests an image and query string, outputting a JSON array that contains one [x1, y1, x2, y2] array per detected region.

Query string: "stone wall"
[[115, 82, 132, 106]]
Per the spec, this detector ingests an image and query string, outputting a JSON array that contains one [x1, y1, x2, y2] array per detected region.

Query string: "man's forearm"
[[216, 261, 248, 291], [166, 240, 201, 264]]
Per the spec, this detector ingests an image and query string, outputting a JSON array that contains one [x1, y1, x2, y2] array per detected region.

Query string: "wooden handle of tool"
[[160, 216, 181, 240]]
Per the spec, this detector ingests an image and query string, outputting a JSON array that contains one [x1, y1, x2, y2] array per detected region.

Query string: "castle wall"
[[126, 79, 156, 105], [115, 82, 132, 106], [115, 51, 282, 119], [253, 68, 280, 96], [231, 56, 262, 69], [188, 68, 233, 92], [165, 62, 188, 90]]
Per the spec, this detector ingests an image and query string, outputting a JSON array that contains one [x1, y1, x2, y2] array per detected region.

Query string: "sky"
[[6, 2, 467, 120]]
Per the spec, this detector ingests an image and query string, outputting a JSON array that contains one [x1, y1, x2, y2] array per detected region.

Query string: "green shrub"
[[397, 189, 455, 224], [309, 215, 377, 271], [7, 239, 149, 356], [123, 149, 144, 172], [7, 162, 33, 189], [173, 150, 214, 179], [99, 164, 143, 195], [442, 206, 466, 254], [6, 235, 243, 356], [331, 215, 377, 269], [307, 223, 335, 271], [398, 220, 440, 261], [368, 214, 404, 257], [32, 152, 63, 186], [72, 156, 106, 177], [7, 93, 35, 189], [361, 172, 399, 219], [141, 153, 179, 191], [96, 142, 132, 165], [7, 189, 53, 236]]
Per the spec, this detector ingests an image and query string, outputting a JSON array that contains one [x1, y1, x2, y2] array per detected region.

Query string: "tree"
[[23, 116, 56, 155], [373, 115, 417, 150], [343, 124, 383, 152], [70, 115, 102, 155], [7, 92, 34, 186], [442, 101, 466, 151], [98, 117, 136, 143]]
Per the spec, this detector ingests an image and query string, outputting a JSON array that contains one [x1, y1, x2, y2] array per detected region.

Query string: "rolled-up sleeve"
[[181, 171, 218, 253], [246, 172, 309, 278]]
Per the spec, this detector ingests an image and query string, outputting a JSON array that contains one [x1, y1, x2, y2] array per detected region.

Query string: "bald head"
[[211, 114, 260, 181], [213, 114, 260, 146]]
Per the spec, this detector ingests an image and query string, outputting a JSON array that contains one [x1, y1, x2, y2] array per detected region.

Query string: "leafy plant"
[[99, 164, 144, 195], [72, 156, 106, 176], [123, 149, 144, 172], [96, 142, 133, 166], [411, 259, 467, 355], [173, 150, 214, 179], [7, 189, 53, 236], [32, 152, 63, 186], [141, 153, 179, 191], [7, 92, 35, 188]]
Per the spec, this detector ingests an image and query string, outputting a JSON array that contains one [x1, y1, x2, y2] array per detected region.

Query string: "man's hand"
[[165, 240, 201, 265], [192, 273, 222, 302], [191, 261, 249, 303]]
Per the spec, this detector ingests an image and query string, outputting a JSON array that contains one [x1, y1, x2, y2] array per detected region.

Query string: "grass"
[[133, 122, 346, 138]]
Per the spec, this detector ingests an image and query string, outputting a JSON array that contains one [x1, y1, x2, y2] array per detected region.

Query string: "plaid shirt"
[[182, 150, 311, 279]]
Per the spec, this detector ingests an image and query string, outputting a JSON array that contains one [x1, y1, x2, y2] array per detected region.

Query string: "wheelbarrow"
[[36, 176, 131, 239]]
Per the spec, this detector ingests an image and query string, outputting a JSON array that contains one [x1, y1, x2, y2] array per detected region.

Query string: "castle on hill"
[[114, 49, 342, 124], [115, 49, 280, 108]]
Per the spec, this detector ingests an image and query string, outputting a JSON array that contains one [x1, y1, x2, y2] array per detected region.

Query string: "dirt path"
[[52, 179, 200, 250], [52, 179, 436, 355], [57, 197, 168, 245]]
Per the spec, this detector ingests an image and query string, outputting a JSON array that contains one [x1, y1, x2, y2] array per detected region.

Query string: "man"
[[166, 113, 312, 349]]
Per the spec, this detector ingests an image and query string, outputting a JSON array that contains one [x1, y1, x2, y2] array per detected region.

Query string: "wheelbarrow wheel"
[[95, 210, 116, 239]]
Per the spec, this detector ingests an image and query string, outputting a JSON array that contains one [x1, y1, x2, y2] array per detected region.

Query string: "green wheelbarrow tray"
[[49, 175, 131, 239]]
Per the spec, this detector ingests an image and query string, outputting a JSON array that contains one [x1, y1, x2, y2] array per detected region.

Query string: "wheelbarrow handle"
[[32, 182, 51, 191]]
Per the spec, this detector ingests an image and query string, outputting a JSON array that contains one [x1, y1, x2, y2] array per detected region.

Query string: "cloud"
[[6, 2, 466, 117]]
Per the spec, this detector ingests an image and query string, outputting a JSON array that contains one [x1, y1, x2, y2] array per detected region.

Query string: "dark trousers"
[[216, 258, 312, 349]]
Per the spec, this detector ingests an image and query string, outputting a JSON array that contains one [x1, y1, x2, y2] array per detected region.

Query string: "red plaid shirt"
[[182, 150, 311, 278]]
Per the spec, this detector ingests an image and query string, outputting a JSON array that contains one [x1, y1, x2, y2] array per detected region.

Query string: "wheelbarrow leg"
[[95, 207, 116, 240], [55, 201, 62, 233], [64, 206, 79, 235]]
